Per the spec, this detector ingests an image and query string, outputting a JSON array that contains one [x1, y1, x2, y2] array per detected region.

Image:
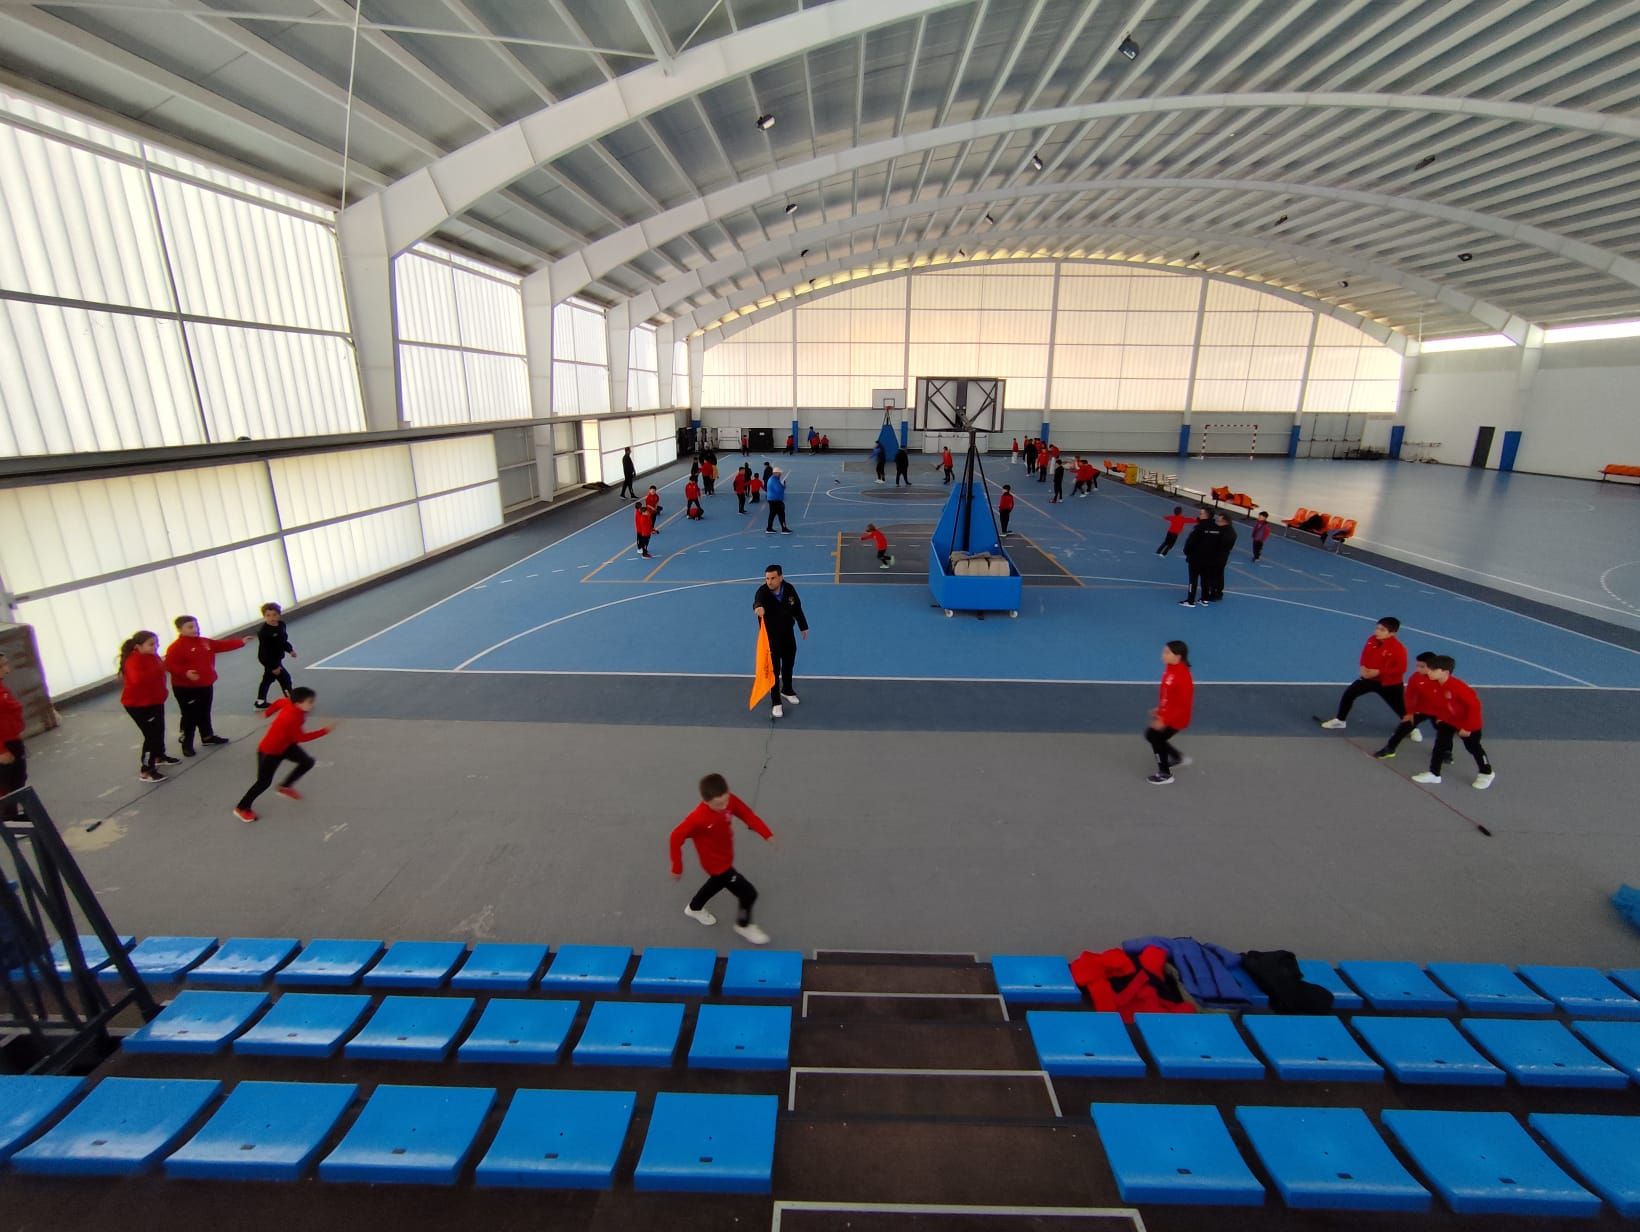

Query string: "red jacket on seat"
[[1070, 946, 1196, 1021]]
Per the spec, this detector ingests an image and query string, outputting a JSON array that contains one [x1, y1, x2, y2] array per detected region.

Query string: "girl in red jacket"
[[0, 651, 27, 816], [233, 687, 332, 822], [634, 503, 655, 559], [998, 484, 1015, 535], [1146, 640, 1194, 785], [164, 616, 246, 756], [119, 631, 178, 781], [1413, 655, 1495, 789]]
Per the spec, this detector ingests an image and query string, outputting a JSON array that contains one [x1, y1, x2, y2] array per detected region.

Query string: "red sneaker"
[[275, 786, 302, 801], [232, 808, 257, 823]]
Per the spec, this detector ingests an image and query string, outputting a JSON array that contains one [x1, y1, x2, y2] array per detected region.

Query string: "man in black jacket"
[[753, 564, 809, 720], [618, 447, 636, 499], [1205, 512, 1237, 603], [1179, 514, 1221, 608]]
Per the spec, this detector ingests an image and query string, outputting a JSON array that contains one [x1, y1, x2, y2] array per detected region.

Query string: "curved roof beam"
[[631, 180, 1564, 327], [673, 226, 1515, 344], [701, 255, 1413, 351], [546, 95, 1640, 299]]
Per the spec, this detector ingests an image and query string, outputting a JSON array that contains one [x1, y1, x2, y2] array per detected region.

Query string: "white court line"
[[307, 472, 689, 669], [770, 1204, 1145, 1232]]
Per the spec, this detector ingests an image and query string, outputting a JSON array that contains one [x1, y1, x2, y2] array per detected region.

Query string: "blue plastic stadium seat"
[[539, 945, 632, 992], [1297, 960, 1362, 1011], [233, 993, 372, 1058], [319, 1085, 495, 1185], [1350, 1016, 1505, 1085], [165, 1081, 356, 1182], [361, 941, 467, 989], [630, 947, 716, 995], [344, 995, 477, 1061], [1337, 961, 1456, 1012], [1025, 1011, 1147, 1078], [123, 990, 270, 1055], [1133, 1013, 1265, 1080], [0, 1076, 86, 1162], [187, 937, 299, 985], [1570, 1020, 1640, 1081], [276, 940, 384, 987], [1529, 1113, 1640, 1217], [633, 1092, 777, 1194], [1235, 1106, 1430, 1212], [449, 943, 550, 991], [1610, 969, 1640, 1002], [1241, 1015, 1383, 1083], [1381, 1109, 1600, 1217], [104, 936, 216, 982], [990, 954, 1081, 1005], [457, 999, 579, 1064], [1229, 965, 1269, 1009], [1427, 962, 1553, 1015], [11, 1077, 221, 1176], [689, 1004, 791, 1070], [51, 933, 134, 977], [720, 949, 803, 998], [1517, 965, 1640, 1019], [1089, 1103, 1264, 1206], [475, 1089, 636, 1189], [1461, 1018, 1629, 1089], [573, 1001, 684, 1067]]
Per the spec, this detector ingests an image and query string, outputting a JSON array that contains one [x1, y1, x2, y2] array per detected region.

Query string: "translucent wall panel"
[[1304, 315, 1402, 413], [269, 444, 415, 529], [907, 265, 1051, 408], [453, 267, 525, 355], [283, 504, 423, 600], [551, 301, 611, 415], [418, 482, 501, 552], [411, 435, 497, 496], [464, 352, 529, 420], [794, 286, 908, 407], [0, 122, 172, 308], [396, 245, 527, 425], [553, 301, 607, 363], [628, 325, 660, 410], [16, 540, 292, 694], [630, 369, 660, 410], [153, 176, 347, 330], [395, 250, 461, 343], [400, 344, 468, 425], [0, 463, 276, 595], [0, 300, 199, 455], [630, 325, 658, 371], [1, 86, 142, 156], [581, 419, 602, 484], [672, 339, 688, 407], [187, 323, 365, 440], [703, 312, 793, 407]]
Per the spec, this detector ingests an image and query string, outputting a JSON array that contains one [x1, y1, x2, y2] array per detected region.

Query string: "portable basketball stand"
[[927, 433, 1021, 619]]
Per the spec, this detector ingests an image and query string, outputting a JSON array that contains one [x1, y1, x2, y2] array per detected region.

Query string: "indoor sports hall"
[[3, 3, 1640, 1229]]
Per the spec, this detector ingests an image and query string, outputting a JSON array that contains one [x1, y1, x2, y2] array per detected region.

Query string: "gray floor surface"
[[21, 463, 1640, 970]]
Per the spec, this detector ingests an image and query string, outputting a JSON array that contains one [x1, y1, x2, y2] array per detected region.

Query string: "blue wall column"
[[1498, 430, 1522, 472], [1039, 420, 1051, 446], [1177, 424, 1191, 456], [900, 419, 909, 448], [790, 418, 799, 453], [1287, 425, 1301, 458], [1388, 425, 1405, 460]]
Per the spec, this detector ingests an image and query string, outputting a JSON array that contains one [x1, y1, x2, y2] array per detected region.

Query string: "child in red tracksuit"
[[1413, 656, 1495, 789], [120, 631, 178, 781], [998, 485, 1015, 535], [861, 523, 893, 568], [670, 772, 775, 944], [1374, 651, 1440, 759], [635, 504, 654, 558], [1146, 640, 1194, 784], [1319, 617, 1408, 729], [233, 687, 331, 821], [1156, 506, 1190, 556], [749, 474, 764, 505], [643, 485, 663, 529], [685, 477, 703, 519], [164, 616, 246, 756]]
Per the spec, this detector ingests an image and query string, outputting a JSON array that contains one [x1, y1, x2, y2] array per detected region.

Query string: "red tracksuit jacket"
[[1434, 676, 1484, 731], [164, 634, 247, 687], [669, 793, 772, 876], [258, 697, 330, 755], [1156, 663, 1194, 730], [1403, 674, 1440, 721], [120, 653, 168, 707], [1359, 635, 1407, 687], [0, 681, 22, 743], [861, 528, 887, 551]]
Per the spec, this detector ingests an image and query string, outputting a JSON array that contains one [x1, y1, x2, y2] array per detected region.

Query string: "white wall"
[[1401, 349, 1519, 466]]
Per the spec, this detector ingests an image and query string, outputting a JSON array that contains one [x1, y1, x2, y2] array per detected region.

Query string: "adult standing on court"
[[765, 466, 792, 533], [894, 446, 911, 486], [1319, 617, 1408, 730], [618, 447, 636, 499], [753, 564, 808, 720], [1205, 513, 1237, 602], [1179, 515, 1220, 607]]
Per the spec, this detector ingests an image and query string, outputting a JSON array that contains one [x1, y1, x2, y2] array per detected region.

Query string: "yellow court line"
[[642, 522, 756, 583], [581, 508, 683, 582]]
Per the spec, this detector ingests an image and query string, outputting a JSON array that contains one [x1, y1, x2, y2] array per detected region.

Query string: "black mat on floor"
[[777, 1214, 1138, 1231], [802, 993, 1006, 1023], [793, 1071, 1056, 1118], [791, 1021, 1039, 1069], [804, 962, 997, 995]]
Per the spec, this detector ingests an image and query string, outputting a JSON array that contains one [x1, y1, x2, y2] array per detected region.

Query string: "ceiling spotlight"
[[1189, 251, 1200, 262], [1457, 251, 1473, 261], [1031, 153, 1044, 171], [984, 213, 995, 224], [784, 202, 797, 215], [958, 248, 966, 257], [1414, 154, 1436, 170], [1118, 35, 1140, 60], [756, 113, 775, 131], [1339, 280, 1349, 288], [800, 248, 809, 258], [1273, 214, 1288, 226]]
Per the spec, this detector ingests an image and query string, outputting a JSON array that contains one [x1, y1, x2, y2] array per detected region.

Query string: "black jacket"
[[622, 452, 635, 478], [1214, 523, 1238, 562], [1182, 522, 1220, 562], [754, 582, 809, 639], [256, 620, 293, 667], [894, 449, 909, 472]]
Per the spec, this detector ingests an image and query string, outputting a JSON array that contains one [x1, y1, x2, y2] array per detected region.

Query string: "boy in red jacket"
[[164, 615, 246, 756], [1374, 651, 1442, 760], [643, 485, 663, 529], [749, 473, 764, 505], [1146, 640, 1194, 784], [1156, 506, 1190, 556], [685, 476, 703, 519], [861, 523, 893, 569], [941, 446, 954, 484], [233, 687, 332, 822], [732, 465, 749, 514], [1319, 617, 1408, 729], [1413, 656, 1495, 789], [998, 484, 1015, 535], [635, 503, 654, 558], [670, 772, 775, 944]]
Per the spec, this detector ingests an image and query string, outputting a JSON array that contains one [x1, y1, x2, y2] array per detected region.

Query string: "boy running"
[[671, 772, 774, 944], [232, 687, 331, 822], [254, 603, 296, 710], [1374, 651, 1439, 759], [1319, 617, 1407, 729], [1157, 506, 1189, 556], [861, 523, 894, 569], [1412, 656, 1496, 789]]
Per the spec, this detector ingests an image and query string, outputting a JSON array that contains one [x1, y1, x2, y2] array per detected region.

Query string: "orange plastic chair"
[[1325, 515, 1344, 533], [1283, 506, 1311, 527], [1337, 518, 1357, 539]]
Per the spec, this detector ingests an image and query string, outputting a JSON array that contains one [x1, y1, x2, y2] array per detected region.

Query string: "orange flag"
[[749, 618, 776, 710]]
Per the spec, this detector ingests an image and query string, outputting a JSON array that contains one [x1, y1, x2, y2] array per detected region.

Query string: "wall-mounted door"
[[1470, 426, 1496, 468]]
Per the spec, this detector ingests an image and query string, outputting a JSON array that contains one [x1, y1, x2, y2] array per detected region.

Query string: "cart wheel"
[[944, 609, 954, 618], [1010, 610, 1019, 618]]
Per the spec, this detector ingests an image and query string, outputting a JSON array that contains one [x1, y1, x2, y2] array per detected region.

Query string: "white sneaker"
[[1472, 772, 1496, 790], [1411, 771, 1442, 784], [771, 704, 783, 719], [684, 905, 717, 926], [1319, 718, 1347, 730], [734, 923, 770, 945], [781, 693, 800, 705], [1172, 756, 1194, 769], [1409, 728, 1424, 742]]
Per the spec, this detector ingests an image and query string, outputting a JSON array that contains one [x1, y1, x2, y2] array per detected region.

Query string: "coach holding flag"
[[752, 564, 809, 720]]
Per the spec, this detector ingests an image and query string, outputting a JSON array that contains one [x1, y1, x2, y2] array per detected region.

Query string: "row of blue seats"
[[0, 1075, 774, 1190], [122, 990, 791, 1068], [1029, 1009, 1640, 1088], [47, 936, 801, 997], [993, 954, 1640, 1017], [1092, 1101, 1640, 1217]]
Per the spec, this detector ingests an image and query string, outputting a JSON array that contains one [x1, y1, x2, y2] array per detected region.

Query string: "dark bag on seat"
[[1242, 949, 1333, 1015]]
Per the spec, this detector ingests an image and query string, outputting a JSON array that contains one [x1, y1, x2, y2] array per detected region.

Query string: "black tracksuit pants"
[[124, 704, 166, 769], [257, 663, 292, 704], [174, 685, 217, 749], [1145, 725, 1182, 775], [1336, 678, 1405, 721], [691, 867, 757, 924], [1, 739, 26, 818], [1431, 725, 1491, 775], [767, 631, 796, 707], [236, 745, 315, 810]]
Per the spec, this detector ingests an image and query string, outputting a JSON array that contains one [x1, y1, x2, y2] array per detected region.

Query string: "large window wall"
[[627, 323, 660, 411], [394, 243, 529, 425], [552, 299, 611, 415], [0, 86, 365, 456], [0, 435, 503, 694], [702, 262, 1400, 415]]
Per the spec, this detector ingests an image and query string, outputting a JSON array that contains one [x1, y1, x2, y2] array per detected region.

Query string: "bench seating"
[[1600, 464, 1640, 482]]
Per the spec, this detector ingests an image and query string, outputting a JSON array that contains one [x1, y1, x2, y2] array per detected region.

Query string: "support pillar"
[[607, 303, 632, 416], [522, 265, 557, 503], [688, 334, 704, 423], [337, 197, 403, 431]]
